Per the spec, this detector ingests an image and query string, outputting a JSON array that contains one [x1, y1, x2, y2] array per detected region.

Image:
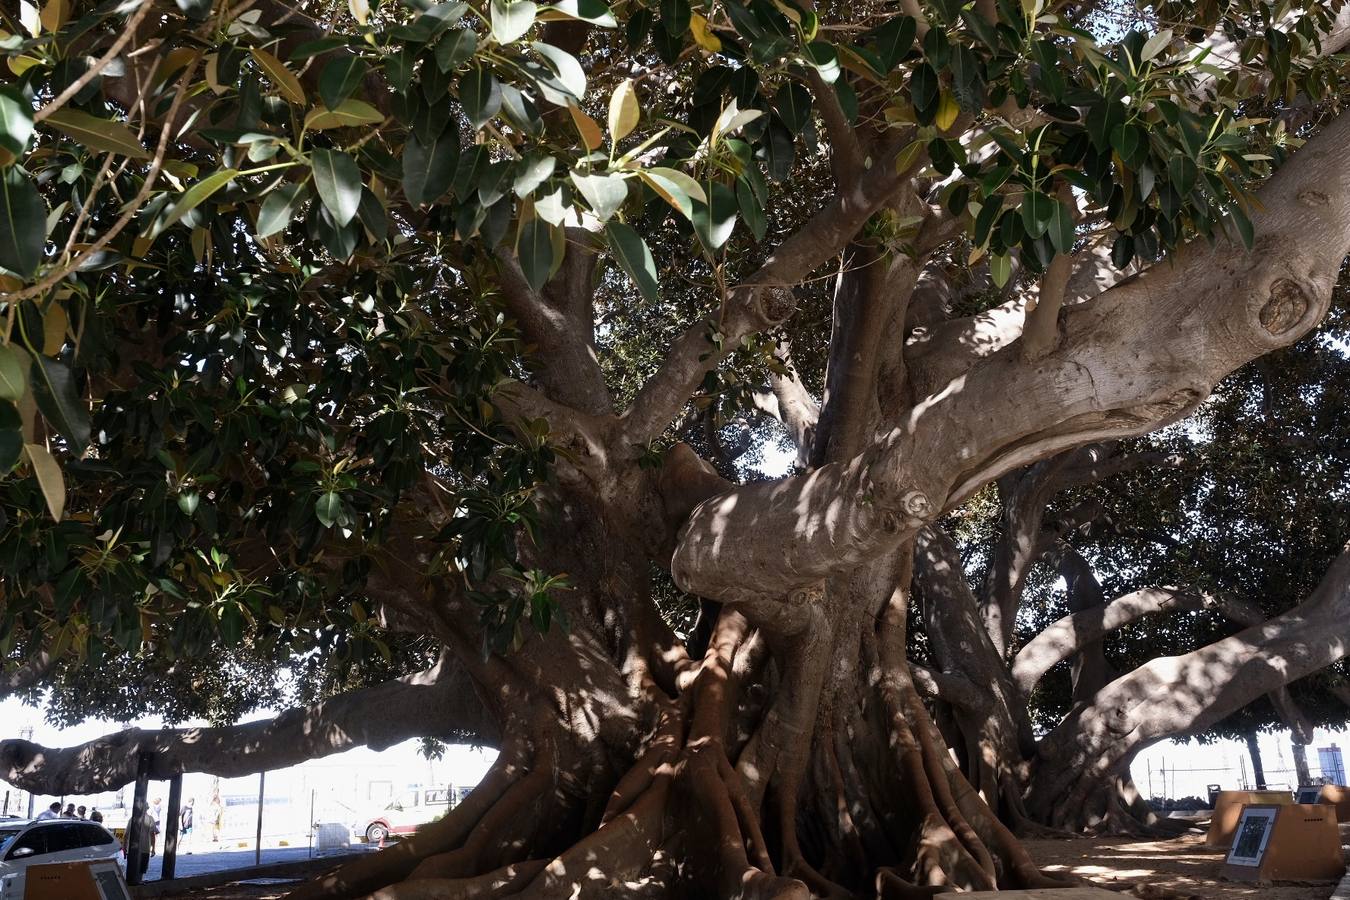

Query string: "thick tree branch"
[[618, 137, 916, 446], [672, 109, 1350, 604], [0, 653, 494, 795], [1022, 187, 1079, 360], [1011, 586, 1202, 698], [494, 245, 612, 415], [1, 651, 55, 699], [804, 69, 863, 185], [1034, 545, 1350, 793]]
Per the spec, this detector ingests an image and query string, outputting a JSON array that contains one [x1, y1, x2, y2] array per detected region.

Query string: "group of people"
[[34, 801, 104, 823]]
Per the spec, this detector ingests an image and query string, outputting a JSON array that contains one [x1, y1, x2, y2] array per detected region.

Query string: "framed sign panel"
[[1225, 806, 1277, 867], [1221, 804, 1345, 883], [1205, 790, 1292, 847]]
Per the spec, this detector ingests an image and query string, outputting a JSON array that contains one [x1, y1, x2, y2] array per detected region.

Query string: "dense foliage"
[[0, 0, 1345, 729]]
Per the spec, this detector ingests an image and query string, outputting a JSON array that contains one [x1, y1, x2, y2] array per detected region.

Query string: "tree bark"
[[1028, 546, 1350, 828], [1245, 732, 1268, 790]]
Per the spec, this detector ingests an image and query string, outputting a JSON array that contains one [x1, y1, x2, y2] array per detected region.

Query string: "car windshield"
[[0, 827, 24, 855]]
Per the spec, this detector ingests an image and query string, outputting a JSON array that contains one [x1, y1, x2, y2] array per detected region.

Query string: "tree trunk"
[[1245, 732, 1268, 790], [1292, 738, 1312, 787]]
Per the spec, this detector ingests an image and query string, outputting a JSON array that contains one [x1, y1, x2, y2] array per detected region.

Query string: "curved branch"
[[0, 653, 495, 795], [1034, 546, 1350, 797], [1, 651, 55, 698], [673, 109, 1350, 603], [1012, 587, 1203, 698], [618, 135, 917, 446]]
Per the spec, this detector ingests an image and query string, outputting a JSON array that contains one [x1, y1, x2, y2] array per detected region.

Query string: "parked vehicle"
[[358, 785, 472, 844], [0, 819, 123, 898]]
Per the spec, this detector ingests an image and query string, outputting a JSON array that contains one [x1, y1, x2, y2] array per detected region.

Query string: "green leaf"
[[692, 181, 737, 253], [761, 119, 795, 181], [1140, 28, 1172, 62], [218, 603, 243, 646], [870, 16, 916, 72], [1111, 233, 1134, 269], [24, 442, 64, 521], [304, 99, 385, 130], [531, 42, 586, 101], [605, 221, 658, 302], [43, 109, 149, 159], [517, 217, 555, 291], [990, 252, 1012, 288], [1048, 199, 1075, 255], [660, 0, 690, 34], [569, 171, 627, 222], [1109, 123, 1147, 169], [436, 28, 479, 71], [640, 167, 705, 221], [315, 491, 343, 527], [403, 132, 459, 205], [512, 153, 556, 197], [459, 65, 503, 128], [0, 166, 45, 277], [152, 168, 239, 238], [30, 355, 90, 452], [0, 86, 33, 160], [490, 0, 537, 43], [251, 48, 307, 105], [256, 181, 309, 239], [548, 0, 616, 27], [736, 175, 766, 241], [1021, 190, 1054, 239], [452, 145, 488, 199], [0, 345, 25, 402], [319, 55, 367, 110], [0, 425, 20, 473], [177, 491, 200, 516], [773, 82, 811, 134], [310, 149, 362, 227], [1229, 204, 1254, 250], [909, 63, 939, 116]]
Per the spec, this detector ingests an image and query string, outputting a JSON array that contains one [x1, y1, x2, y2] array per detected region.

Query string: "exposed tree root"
[[367, 860, 548, 900]]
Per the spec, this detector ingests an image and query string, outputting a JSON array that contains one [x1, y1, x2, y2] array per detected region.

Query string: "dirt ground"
[[152, 833, 1346, 898], [1025, 832, 1344, 899]]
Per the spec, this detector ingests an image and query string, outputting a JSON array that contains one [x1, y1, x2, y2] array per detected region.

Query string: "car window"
[[0, 828, 24, 856], [6, 828, 48, 859], [41, 824, 88, 854], [79, 824, 116, 847]]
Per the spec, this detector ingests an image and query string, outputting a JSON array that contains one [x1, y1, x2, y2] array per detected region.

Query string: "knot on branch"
[[1298, 189, 1329, 207], [786, 582, 824, 607], [1259, 277, 1313, 337], [900, 490, 932, 521], [752, 284, 796, 326]]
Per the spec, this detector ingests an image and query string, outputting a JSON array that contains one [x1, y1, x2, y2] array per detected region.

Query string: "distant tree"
[[1, 0, 1349, 897]]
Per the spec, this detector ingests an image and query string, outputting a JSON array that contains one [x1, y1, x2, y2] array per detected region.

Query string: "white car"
[[0, 819, 124, 898], [358, 785, 473, 844]]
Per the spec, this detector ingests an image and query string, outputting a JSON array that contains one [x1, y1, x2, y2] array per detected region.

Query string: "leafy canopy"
[[0, 0, 1345, 720]]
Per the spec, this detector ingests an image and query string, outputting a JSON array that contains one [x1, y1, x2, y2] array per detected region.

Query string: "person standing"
[[89, 809, 103, 824], [179, 798, 195, 854], [124, 807, 155, 881], [62, 803, 77, 818], [209, 791, 223, 843], [76, 805, 87, 820], [149, 797, 163, 856], [35, 802, 60, 821]]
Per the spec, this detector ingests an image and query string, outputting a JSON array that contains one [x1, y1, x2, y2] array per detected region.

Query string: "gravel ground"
[[149, 832, 1347, 899], [1025, 831, 1344, 899]]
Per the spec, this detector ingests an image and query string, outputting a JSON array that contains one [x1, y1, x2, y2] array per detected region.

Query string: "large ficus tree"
[[2, 0, 1350, 896]]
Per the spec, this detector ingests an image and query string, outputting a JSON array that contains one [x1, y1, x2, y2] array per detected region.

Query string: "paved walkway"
[[140, 843, 374, 881]]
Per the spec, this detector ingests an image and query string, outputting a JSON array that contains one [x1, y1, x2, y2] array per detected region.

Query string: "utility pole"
[[19, 727, 33, 818]]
